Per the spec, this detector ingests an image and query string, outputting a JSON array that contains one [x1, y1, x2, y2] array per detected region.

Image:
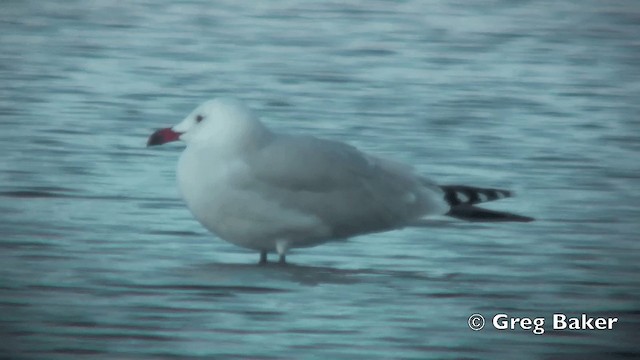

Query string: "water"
[[1, 1, 639, 359]]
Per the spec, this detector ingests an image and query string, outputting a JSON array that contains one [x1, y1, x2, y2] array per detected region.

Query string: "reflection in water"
[[188, 262, 456, 287]]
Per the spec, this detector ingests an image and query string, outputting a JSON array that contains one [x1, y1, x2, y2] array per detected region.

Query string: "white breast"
[[177, 146, 329, 251]]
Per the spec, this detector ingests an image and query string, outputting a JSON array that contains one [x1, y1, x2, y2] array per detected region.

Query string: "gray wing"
[[243, 134, 447, 239]]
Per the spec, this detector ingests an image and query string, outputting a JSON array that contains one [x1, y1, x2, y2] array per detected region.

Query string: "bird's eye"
[[196, 115, 204, 123]]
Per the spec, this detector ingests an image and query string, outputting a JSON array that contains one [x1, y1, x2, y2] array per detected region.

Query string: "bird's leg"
[[275, 239, 289, 265], [259, 250, 267, 265]]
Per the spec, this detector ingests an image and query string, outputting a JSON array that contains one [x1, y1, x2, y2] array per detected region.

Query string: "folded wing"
[[244, 134, 447, 239]]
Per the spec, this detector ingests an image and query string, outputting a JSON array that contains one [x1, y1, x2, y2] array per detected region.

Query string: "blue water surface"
[[1, 1, 639, 359]]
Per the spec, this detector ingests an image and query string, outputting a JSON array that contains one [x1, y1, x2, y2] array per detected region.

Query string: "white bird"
[[147, 98, 532, 264]]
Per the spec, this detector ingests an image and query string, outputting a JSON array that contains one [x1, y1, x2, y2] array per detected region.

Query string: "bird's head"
[[147, 97, 269, 150]]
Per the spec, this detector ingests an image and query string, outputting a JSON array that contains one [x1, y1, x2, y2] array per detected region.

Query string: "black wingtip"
[[446, 205, 534, 222], [440, 185, 514, 207]]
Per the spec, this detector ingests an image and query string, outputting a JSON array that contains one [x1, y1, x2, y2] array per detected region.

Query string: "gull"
[[147, 98, 533, 264]]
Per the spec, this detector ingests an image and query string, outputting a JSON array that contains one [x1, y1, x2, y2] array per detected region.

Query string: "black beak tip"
[[147, 132, 162, 147]]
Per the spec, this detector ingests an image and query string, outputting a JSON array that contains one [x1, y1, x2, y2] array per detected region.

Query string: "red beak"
[[147, 128, 181, 147]]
